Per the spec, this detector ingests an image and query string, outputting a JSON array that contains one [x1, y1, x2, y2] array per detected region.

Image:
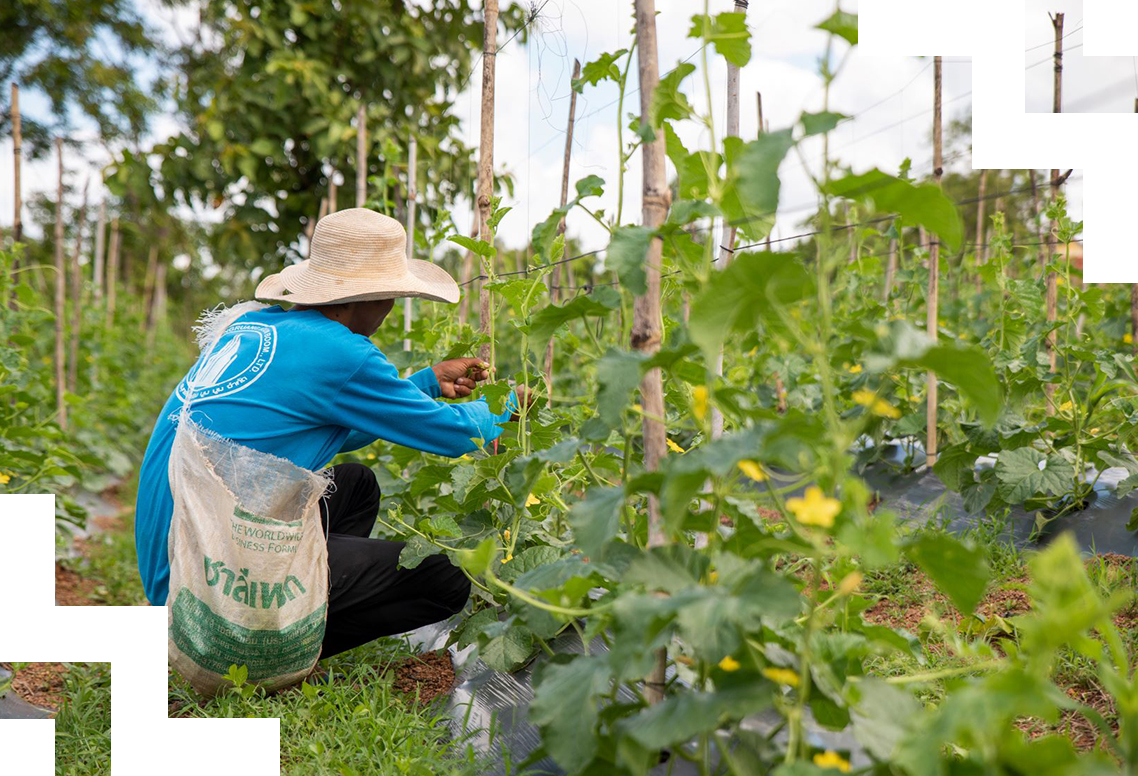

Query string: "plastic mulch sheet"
[[0, 666, 52, 719], [864, 440, 1138, 556], [403, 619, 868, 775]]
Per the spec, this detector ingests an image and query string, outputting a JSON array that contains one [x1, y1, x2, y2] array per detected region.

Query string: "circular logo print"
[[176, 322, 278, 404]]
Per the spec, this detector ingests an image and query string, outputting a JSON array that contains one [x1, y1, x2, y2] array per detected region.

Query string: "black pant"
[[318, 463, 471, 659]]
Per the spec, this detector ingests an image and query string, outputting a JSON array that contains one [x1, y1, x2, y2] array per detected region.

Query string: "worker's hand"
[[507, 385, 537, 422], [432, 358, 491, 399]]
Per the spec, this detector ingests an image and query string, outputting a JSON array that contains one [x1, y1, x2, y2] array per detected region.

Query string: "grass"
[[168, 639, 496, 776], [55, 663, 112, 776], [63, 485, 512, 775]]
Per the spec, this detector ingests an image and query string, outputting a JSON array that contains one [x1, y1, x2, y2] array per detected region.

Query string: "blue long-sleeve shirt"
[[135, 305, 513, 605]]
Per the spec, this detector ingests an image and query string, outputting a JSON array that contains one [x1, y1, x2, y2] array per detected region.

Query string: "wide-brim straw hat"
[[255, 208, 460, 305]]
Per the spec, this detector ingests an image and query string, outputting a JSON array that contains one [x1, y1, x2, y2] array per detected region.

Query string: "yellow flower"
[[853, 389, 901, 419], [761, 667, 800, 687], [813, 751, 851, 772], [838, 571, 863, 596], [500, 553, 513, 564], [717, 656, 741, 672], [632, 403, 643, 413], [1090, 427, 1101, 435], [666, 438, 686, 454], [1058, 400, 1073, 414], [0, 472, 10, 485], [503, 528, 511, 542], [691, 386, 708, 423], [737, 460, 767, 482], [1125, 333, 1134, 345], [366, 453, 376, 460], [786, 486, 841, 528], [847, 364, 862, 374], [525, 493, 541, 507], [747, 346, 758, 357], [708, 570, 719, 583]]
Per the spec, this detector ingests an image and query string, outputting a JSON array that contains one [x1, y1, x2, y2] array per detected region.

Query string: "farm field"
[[0, 663, 111, 775], [4, 1, 1138, 775]]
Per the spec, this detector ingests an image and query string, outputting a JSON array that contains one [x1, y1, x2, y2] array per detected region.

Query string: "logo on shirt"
[[176, 322, 278, 404]]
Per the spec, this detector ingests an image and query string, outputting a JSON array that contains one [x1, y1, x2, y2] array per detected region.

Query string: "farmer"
[[136, 208, 532, 659]]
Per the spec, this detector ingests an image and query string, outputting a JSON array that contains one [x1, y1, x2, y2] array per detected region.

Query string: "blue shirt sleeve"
[[332, 348, 514, 457], [408, 367, 442, 398]]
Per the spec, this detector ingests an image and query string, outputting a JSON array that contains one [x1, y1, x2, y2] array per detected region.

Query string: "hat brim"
[[255, 258, 461, 305]]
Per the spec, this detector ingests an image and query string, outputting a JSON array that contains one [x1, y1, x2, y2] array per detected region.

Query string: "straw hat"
[[255, 208, 460, 305]]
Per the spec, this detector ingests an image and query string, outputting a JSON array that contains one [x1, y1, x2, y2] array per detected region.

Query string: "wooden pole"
[[105, 219, 120, 327], [476, 0, 499, 367], [356, 104, 367, 208], [328, 173, 338, 214], [92, 195, 106, 302], [926, 56, 943, 466], [11, 84, 20, 245], [634, 0, 670, 705], [976, 170, 988, 265], [1131, 285, 1138, 354], [710, 0, 747, 441], [1030, 169, 1046, 267], [67, 181, 88, 393], [883, 233, 898, 303], [543, 58, 581, 401], [1046, 13, 1063, 402], [53, 138, 67, 428], [404, 134, 418, 352]]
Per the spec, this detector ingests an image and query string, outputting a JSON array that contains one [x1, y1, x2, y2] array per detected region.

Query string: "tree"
[[0, 0, 158, 153], [157, 0, 526, 271]]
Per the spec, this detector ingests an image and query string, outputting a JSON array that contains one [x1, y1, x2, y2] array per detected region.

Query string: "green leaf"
[[650, 63, 695, 127], [620, 684, 773, 749], [850, 679, 920, 761], [687, 12, 752, 67], [606, 226, 653, 295], [825, 169, 964, 251], [457, 537, 497, 576], [731, 129, 796, 217], [527, 293, 618, 347], [573, 49, 628, 91], [689, 251, 814, 362], [800, 111, 848, 137], [575, 174, 605, 199], [479, 623, 532, 672], [816, 9, 858, 45], [904, 533, 990, 616], [397, 535, 440, 570], [448, 234, 494, 257], [995, 447, 1076, 503], [624, 545, 709, 594], [596, 350, 645, 428], [531, 657, 612, 771], [455, 607, 499, 650], [568, 486, 625, 557]]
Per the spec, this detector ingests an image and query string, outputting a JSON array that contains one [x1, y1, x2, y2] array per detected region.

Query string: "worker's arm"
[[332, 348, 517, 457]]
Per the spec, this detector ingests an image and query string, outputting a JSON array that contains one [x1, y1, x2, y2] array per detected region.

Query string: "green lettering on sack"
[[169, 588, 326, 681]]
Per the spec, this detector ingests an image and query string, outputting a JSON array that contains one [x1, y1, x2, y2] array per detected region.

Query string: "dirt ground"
[[390, 649, 456, 705], [55, 563, 98, 606], [0, 663, 68, 712]]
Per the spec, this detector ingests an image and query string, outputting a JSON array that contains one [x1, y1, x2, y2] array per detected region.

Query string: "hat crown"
[[309, 208, 407, 277]]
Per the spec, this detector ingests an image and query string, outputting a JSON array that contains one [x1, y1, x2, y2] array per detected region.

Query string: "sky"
[[0, 0, 1084, 267], [1025, 0, 1138, 113]]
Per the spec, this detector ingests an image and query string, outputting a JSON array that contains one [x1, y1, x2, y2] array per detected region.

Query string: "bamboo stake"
[[1131, 285, 1138, 354], [476, 0, 499, 367], [883, 234, 898, 303], [143, 244, 159, 329], [926, 56, 943, 466], [710, 0, 747, 441], [543, 58, 582, 402], [1046, 12, 1064, 401], [328, 173, 338, 214], [53, 138, 67, 428], [92, 195, 106, 302], [404, 135, 418, 352], [11, 84, 20, 245], [634, 0, 670, 705], [67, 181, 88, 393], [356, 104, 367, 208], [1030, 169, 1045, 267], [105, 219, 120, 327], [976, 170, 988, 265]]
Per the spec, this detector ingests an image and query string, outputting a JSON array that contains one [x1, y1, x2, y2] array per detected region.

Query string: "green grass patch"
[[55, 663, 111, 776]]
